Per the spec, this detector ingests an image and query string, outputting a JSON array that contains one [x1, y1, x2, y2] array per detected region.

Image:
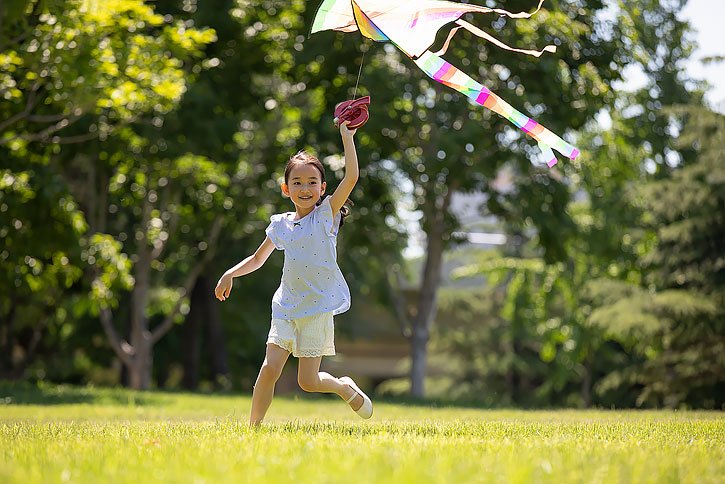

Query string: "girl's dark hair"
[[284, 150, 352, 227]]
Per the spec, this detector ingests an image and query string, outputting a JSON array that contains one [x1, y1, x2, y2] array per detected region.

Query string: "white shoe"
[[341, 376, 373, 419]]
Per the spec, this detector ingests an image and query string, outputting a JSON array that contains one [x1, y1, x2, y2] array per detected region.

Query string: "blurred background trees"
[[1, 0, 722, 408]]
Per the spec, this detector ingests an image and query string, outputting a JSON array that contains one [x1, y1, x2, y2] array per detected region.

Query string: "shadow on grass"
[[0, 381, 164, 406], [1, 381, 554, 412]]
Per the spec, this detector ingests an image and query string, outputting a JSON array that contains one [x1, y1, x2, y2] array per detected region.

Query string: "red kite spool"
[[333, 96, 370, 129]]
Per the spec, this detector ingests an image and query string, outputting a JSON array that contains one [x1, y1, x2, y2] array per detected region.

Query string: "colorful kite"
[[311, 0, 580, 166]]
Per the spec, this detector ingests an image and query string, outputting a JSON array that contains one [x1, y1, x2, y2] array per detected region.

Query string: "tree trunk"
[[409, 187, 451, 398], [128, 202, 153, 390], [410, 324, 430, 397], [127, 338, 153, 390]]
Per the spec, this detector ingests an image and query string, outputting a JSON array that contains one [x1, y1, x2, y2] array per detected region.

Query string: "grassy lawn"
[[1, 384, 723, 483]]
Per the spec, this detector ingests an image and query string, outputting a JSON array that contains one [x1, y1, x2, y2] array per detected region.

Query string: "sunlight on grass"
[[1, 385, 723, 483]]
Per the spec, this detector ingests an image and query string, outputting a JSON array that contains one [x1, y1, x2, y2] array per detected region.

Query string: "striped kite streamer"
[[414, 51, 579, 166]]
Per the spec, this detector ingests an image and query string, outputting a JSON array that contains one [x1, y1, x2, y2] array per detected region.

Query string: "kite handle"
[[333, 95, 371, 129]]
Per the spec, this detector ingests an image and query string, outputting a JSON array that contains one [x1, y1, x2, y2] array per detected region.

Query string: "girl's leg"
[[249, 343, 291, 427], [297, 356, 363, 410]]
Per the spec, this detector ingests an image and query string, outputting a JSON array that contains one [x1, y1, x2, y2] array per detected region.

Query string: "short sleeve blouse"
[[264, 196, 350, 320]]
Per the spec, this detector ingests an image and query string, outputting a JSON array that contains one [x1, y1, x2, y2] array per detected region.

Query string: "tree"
[[0, 162, 132, 379], [362, 0, 628, 397], [441, 0, 710, 406], [0, 0, 216, 388], [587, 105, 725, 408], [1, 0, 215, 146], [571, 0, 721, 407], [614, 0, 702, 177]]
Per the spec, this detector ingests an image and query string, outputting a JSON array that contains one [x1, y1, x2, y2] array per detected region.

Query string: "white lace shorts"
[[266, 311, 335, 358]]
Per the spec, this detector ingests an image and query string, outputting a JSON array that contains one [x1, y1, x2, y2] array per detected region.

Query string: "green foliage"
[[429, 287, 510, 404], [638, 106, 725, 292], [0, 161, 90, 379], [449, 101, 725, 409], [449, 250, 610, 408], [1, 0, 215, 147], [85, 233, 134, 311], [442, 1, 722, 410], [587, 105, 725, 408], [614, 0, 702, 177], [587, 280, 717, 338], [0, 0, 217, 383]]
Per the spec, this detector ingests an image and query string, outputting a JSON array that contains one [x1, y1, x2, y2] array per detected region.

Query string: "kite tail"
[[414, 51, 579, 166]]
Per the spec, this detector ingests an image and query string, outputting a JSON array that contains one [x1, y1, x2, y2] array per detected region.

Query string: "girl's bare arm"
[[329, 122, 359, 215], [214, 236, 276, 301]]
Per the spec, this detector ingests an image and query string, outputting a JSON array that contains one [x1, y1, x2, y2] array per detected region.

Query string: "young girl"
[[214, 122, 372, 426]]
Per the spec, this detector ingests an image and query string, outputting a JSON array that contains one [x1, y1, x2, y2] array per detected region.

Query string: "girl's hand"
[[214, 273, 233, 301], [340, 121, 357, 138]]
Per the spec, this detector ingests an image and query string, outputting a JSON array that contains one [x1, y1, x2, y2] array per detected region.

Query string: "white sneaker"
[[341, 376, 373, 419]]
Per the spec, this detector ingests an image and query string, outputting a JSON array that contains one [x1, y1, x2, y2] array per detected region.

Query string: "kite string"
[[351, 39, 368, 101]]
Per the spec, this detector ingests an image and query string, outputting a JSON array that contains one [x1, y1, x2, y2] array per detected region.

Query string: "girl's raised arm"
[[329, 122, 359, 215], [214, 235, 276, 301]]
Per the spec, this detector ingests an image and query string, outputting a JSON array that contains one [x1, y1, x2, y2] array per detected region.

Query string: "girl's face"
[[282, 163, 326, 211]]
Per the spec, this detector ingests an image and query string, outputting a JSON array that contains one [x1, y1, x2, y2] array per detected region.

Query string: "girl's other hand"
[[340, 121, 357, 138], [214, 273, 233, 301]]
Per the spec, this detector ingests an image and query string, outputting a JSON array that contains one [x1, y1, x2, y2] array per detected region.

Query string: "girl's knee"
[[259, 361, 284, 382], [297, 372, 320, 393]]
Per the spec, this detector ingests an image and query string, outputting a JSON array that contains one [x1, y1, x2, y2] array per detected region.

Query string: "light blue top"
[[265, 196, 351, 320]]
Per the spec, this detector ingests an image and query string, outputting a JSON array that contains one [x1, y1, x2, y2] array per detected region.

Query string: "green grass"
[[1, 384, 723, 483]]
